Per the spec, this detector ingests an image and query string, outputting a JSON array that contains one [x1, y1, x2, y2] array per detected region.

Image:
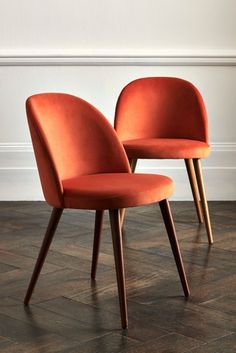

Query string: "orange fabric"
[[26, 93, 130, 207], [63, 173, 173, 210], [123, 138, 211, 159], [26, 93, 174, 209], [115, 77, 209, 148]]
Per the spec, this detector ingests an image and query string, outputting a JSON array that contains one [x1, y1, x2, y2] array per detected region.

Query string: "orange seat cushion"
[[63, 173, 173, 210], [122, 138, 211, 159]]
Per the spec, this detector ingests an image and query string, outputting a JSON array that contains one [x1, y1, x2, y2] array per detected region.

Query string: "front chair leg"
[[109, 209, 128, 329], [159, 200, 190, 297], [24, 207, 63, 305], [120, 158, 138, 226], [91, 210, 104, 279], [193, 159, 213, 244], [185, 159, 203, 223]]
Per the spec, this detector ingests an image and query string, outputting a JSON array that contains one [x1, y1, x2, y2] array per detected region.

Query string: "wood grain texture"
[[0, 201, 235, 352], [185, 158, 203, 223]]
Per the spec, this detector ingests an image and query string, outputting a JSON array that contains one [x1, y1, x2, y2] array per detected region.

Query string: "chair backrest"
[[114, 77, 208, 143], [26, 93, 130, 207]]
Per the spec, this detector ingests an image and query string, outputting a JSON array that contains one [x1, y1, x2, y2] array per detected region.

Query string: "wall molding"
[[0, 52, 236, 66]]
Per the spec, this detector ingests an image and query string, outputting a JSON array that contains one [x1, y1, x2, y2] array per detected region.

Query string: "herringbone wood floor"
[[0, 201, 235, 352]]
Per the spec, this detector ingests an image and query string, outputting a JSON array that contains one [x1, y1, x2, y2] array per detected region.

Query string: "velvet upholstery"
[[63, 173, 173, 210], [114, 77, 210, 159], [26, 93, 174, 209], [122, 138, 210, 159]]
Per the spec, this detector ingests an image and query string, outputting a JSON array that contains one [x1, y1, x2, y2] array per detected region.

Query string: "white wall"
[[0, 0, 236, 200]]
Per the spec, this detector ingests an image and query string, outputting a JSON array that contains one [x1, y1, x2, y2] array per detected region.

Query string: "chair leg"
[[129, 158, 138, 173], [185, 159, 203, 223], [193, 159, 213, 244], [159, 200, 190, 297], [109, 209, 128, 329], [91, 210, 104, 279], [120, 158, 138, 226], [24, 207, 63, 305]]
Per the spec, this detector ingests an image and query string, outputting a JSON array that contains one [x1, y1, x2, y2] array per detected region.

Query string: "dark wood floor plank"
[[119, 332, 202, 353], [187, 333, 236, 353], [58, 333, 138, 353]]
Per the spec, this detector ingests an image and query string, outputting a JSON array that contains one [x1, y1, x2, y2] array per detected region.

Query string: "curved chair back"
[[26, 93, 130, 207], [115, 77, 208, 143]]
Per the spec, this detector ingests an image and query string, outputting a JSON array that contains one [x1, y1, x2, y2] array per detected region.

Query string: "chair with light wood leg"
[[114, 77, 213, 244], [25, 92, 189, 329], [185, 158, 203, 224], [193, 158, 213, 244]]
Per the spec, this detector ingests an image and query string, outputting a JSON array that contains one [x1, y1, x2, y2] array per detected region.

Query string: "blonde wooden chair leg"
[[193, 159, 213, 244], [185, 159, 203, 223]]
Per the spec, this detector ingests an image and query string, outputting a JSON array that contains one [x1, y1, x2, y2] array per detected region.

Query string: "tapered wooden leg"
[[120, 158, 138, 226], [91, 210, 104, 279], [193, 159, 213, 244], [129, 158, 138, 173], [185, 159, 203, 223], [119, 208, 126, 229], [159, 200, 190, 297], [109, 209, 128, 329], [24, 208, 63, 305]]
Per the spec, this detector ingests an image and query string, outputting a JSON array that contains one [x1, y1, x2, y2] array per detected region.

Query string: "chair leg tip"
[[122, 322, 128, 330], [183, 286, 190, 298], [208, 235, 213, 245]]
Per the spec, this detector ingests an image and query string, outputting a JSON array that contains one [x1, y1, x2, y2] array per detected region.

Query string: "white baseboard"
[[0, 142, 235, 200]]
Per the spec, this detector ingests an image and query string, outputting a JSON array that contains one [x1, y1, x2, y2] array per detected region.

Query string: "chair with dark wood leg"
[[114, 77, 213, 244], [24, 93, 189, 329], [91, 210, 104, 280]]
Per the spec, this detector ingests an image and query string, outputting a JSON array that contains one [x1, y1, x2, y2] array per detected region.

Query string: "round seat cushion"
[[122, 138, 211, 159], [62, 173, 173, 210]]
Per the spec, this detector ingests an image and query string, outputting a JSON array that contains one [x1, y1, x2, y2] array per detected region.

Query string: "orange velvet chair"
[[115, 77, 213, 244], [24, 93, 189, 329]]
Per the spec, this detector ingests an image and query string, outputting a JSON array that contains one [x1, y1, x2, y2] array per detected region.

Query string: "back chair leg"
[[129, 158, 138, 173], [91, 210, 104, 279], [109, 209, 128, 329], [185, 159, 203, 223], [159, 200, 190, 297], [120, 158, 138, 226], [24, 207, 63, 305], [193, 159, 213, 244]]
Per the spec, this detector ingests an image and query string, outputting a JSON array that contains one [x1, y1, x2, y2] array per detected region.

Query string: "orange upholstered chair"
[[115, 77, 213, 244], [24, 93, 189, 329]]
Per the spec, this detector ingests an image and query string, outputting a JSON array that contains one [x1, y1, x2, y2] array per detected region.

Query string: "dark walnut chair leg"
[[91, 210, 104, 279], [24, 207, 63, 305], [159, 200, 190, 297], [109, 209, 128, 329]]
